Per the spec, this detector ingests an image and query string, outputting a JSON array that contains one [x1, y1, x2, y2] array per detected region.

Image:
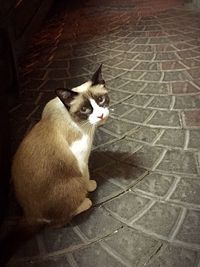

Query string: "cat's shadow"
[[72, 150, 138, 225]]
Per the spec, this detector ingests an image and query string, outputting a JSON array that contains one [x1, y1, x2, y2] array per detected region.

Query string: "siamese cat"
[[11, 65, 109, 229]]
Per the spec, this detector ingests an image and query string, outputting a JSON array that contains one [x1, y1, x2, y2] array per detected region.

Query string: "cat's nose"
[[97, 114, 104, 120]]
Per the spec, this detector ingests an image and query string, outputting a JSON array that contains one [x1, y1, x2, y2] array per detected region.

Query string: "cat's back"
[[12, 98, 78, 182]]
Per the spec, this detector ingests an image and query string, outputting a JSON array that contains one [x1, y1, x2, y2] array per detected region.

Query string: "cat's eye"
[[97, 95, 105, 105], [80, 106, 91, 114]]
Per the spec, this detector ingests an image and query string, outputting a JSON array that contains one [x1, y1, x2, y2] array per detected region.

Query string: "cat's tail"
[[0, 217, 46, 266]]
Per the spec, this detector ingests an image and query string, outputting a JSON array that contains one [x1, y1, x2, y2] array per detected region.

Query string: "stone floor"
[[7, 0, 200, 266]]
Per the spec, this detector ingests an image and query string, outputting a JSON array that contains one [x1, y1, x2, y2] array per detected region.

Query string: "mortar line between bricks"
[[178, 111, 185, 129], [165, 175, 181, 200], [151, 129, 165, 145], [100, 241, 132, 267], [159, 71, 165, 82], [72, 225, 89, 243], [143, 95, 155, 108], [132, 224, 200, 251], [12, 226, 125, 264], [129, 200, 156, 224], [190, 80, 200, 91], [184, 129, 190, 150], [152, 149, 168, 171], [195, 152, 200, 176], [169, 207, 187, 241], [132, 188, 200, 211], [67, 254, 79, 267], [143, 109, 157, 124], [120, 106, 136, 118], [170, 95, 176, 110]]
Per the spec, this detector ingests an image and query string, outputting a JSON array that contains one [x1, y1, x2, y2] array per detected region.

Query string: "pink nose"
[[97, 114, 104, 120]]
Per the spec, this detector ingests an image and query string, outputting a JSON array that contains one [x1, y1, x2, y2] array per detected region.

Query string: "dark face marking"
[[73, 99, 93, 121], [95, 93, 110, 107]]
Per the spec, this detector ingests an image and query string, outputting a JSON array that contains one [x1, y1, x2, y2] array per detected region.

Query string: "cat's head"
[[55, 65, 109, 126]]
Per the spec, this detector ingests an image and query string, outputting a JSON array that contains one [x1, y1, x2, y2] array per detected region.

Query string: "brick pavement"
[[7, 0, 200, 266]]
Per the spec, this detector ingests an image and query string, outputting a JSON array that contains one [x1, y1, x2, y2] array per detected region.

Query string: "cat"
[[0, 65, 109, 265]]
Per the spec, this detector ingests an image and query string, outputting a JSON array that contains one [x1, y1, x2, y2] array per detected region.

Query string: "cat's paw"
[[87, 180, 97, 192]]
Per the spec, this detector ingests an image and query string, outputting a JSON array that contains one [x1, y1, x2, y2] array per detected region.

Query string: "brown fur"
[[12, 98, 93, 227], [12, 70, 109, 227]]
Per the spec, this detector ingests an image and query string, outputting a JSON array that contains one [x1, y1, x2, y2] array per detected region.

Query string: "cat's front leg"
[[85, 165, 90, 180], [87, 180, 97, 192], [85, 166, 97, 192]]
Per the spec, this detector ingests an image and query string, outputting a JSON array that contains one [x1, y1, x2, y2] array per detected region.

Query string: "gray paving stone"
[[124, 95, 150, 106], [170, 177, 200, 205], [141, 83, 169, 95], [116, 60, 138, 70], [163, 71, 188, 81], [122, 70, 144, 80], [188, 130, 200, 150], [110, 103, 132, 117], [134, 202, 181, 237], [99, 161, 146, 188], [72, 207, 122, 241], [148, 110, 181, 127], [174, 95, 200, 110], [136, 53, 155, 60], [149, 37, 169, 44], [104, 192, 150, 221], [120, 81, 146, 93], [135, 62, 158, 70], [127, 144, 164, 169], [134, 37, 150, 44], [134, 172, 176, 197], [128, 126, 161, 143], [89, 151, 114, 171], [107, 77, 128, 89], [99, 138, 141, 160], [156, 129, 185, 148], [183, 110, 200, 127], [172, 82, 199, 94], [72, 242, 124, 267], [104, 57, 125, 67], [147, 96, 172, 109], [109, 90, 131, 103], [104, 227, 162, 266], [142, 72, 162, 81], [91, 177, 122, 205], [122, 107, 153, 123], [93, 128, 114, 147], [146, 244, 199, 267], [155, 52, 179, 61], [131, 45, 154, 52], [102, 117, 135, 136], [175, 210, 200, 245], [41, 225, 83, 253], [156, 150, 198, 175]]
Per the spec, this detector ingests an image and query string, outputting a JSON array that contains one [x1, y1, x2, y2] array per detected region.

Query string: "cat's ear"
[[55, 88, 78, 109], [91, 64, 105, 86]]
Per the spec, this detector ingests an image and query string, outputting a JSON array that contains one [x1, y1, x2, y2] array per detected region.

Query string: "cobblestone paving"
[[7, 0, 200, 266]]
